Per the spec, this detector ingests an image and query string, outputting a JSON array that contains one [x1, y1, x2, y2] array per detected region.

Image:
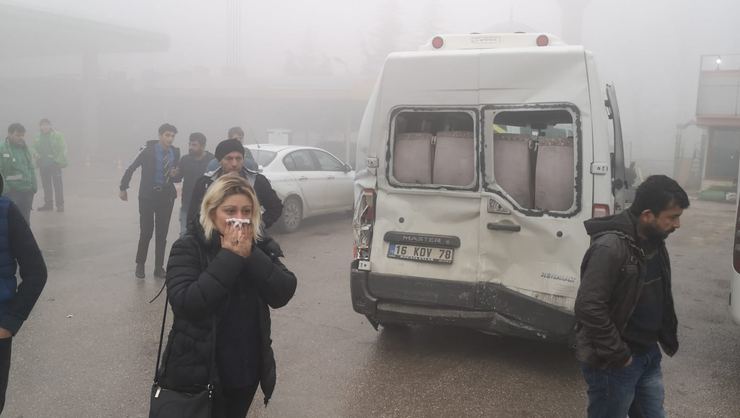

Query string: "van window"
[[390, 111, 475, 187], [484, 108, 576, 213]]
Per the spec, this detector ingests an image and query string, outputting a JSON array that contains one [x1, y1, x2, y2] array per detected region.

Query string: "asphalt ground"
[[3, 165, 739, 417]]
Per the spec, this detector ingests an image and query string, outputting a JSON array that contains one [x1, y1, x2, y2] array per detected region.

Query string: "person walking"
[[171, 132, 213, 236], [0, 124, 37, 223], [119, 123, 181, 279], [188, 138, 282, 230], [158, 174, 296, 416], [0, 173, 48, 413], [575, 175, 690, 418], [33, 119, 67, 212]]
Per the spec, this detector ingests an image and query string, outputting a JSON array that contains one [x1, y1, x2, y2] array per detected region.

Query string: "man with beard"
[[574, 175, 689, 418], [119, 123, 181, 279], [171, 132, 213, 236]]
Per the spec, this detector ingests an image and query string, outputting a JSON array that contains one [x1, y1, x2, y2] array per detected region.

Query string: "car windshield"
[[249, 149, 277, 167]]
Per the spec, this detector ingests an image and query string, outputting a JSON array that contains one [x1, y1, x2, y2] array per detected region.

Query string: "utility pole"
[[227, 0, 243, 67]]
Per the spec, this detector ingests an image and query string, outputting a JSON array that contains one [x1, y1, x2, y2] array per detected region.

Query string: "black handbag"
[[148, 295, 217, 418]]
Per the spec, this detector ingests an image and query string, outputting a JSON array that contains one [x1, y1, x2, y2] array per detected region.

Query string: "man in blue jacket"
[[0, 173, 47, 412], [119, 124, 181, 279]]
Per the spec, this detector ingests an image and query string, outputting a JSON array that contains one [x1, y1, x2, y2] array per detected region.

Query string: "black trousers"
[[213, 385, 258, 418], [0, 338, 11, 414], [136, 193, 175, 268], [5, 190, 34, 224], [39, 164, 64, 208]]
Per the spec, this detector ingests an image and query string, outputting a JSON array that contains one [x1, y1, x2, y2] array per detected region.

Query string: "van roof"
[[420, 33, 566, 51]]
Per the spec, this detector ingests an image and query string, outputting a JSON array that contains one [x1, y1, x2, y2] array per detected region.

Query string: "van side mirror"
[[343, 163, 353, 173]]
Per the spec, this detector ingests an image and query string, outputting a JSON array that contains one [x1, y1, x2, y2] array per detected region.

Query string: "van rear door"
[[478, 105, 589, 318], [606, 84, 629, 211], [369, 109, 482, 297]]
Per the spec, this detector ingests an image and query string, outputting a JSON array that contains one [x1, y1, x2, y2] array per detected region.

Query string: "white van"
[[350, 33, 630, 342]]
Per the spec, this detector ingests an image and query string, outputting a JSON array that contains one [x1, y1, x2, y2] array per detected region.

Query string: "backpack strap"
[[591, 230, 645, 262]]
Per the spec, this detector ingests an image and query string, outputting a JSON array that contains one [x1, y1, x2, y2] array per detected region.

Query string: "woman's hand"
[[220, 222, 253, 258]]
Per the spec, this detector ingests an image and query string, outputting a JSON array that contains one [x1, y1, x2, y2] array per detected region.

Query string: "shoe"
[[154, 267, 166, 278], [56, 207, 64, 212], [38, 204, 53, 211], [135, 264, 145, 279]]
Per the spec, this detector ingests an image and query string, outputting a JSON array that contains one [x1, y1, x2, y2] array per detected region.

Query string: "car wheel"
[[280, 196, 303, 233]]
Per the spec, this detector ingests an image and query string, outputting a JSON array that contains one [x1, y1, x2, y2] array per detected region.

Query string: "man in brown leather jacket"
[[575, 175, 689, 418]]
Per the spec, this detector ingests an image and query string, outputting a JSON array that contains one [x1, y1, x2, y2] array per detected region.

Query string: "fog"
[[1, 0, 739, 173]]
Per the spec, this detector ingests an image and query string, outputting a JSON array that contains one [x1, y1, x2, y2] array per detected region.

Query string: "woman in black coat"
[[159, 174, 297, 417]]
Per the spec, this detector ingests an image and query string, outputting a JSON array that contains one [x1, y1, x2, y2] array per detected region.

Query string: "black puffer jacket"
[[574, 211, 678, 369], [159, 224, 296, 404]]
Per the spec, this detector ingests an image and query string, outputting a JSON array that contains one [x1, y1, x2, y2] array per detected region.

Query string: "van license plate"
[[387, 244, 454, 264]]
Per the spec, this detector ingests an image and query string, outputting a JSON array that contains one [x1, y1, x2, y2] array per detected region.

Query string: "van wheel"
[[280, 196, 303, 233]]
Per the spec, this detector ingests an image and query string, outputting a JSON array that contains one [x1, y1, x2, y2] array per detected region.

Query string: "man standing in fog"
[[0, 124, 37, 223], [34, 119, 67, 213], [119, 124, 181, 279], [0, 173, 47, 413], [171, 132, 213, 236], [575, 175, 689, 418]]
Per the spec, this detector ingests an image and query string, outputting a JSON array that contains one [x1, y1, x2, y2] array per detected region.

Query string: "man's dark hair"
[[158, 123, 178, 136], [39, 118, 51, 125], [189, 132, 206, 146], [629, 175, 690, 216], [8, 123, 25, 134], [227, 126, 244, 139]]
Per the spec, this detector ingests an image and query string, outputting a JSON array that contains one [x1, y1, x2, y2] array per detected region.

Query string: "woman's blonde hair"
[[199, 173, 262, 241]]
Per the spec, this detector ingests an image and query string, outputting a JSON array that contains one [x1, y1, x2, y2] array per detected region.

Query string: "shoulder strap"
[[591, 230, 645, 260], [153, 296, 168, 384], [152, 237, 218, 387]]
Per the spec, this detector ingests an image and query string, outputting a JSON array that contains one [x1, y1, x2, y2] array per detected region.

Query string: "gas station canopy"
[[0, 3, 169, 57]]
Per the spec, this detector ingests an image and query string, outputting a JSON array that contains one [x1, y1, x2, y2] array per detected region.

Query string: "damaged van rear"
[[350, 33, 630, 342]]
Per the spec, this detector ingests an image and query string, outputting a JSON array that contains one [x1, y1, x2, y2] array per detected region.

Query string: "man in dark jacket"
[[119, 123, 181, 279], [171, 132, 213, 236], [187, 138, 282, 230], [0, 174, 47, 413], [575, 175, 689, 418]]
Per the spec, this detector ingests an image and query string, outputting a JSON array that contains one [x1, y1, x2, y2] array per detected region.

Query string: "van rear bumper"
[[350, 266, 575, 342]]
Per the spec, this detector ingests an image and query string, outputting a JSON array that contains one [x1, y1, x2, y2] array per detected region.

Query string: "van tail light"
[[432, 36, 445, 49], [734, 198, 740, 274], [353, 189, 376, 266], [592, 204, 610, 219], [536, 34, 550, 47]]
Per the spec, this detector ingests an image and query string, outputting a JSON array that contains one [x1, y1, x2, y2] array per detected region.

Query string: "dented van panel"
[[351, 33, 624, 341]]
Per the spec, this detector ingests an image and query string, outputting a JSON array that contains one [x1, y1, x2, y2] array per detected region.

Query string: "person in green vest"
[[33, 119, 67, 212], [0, 124, 37, 223]]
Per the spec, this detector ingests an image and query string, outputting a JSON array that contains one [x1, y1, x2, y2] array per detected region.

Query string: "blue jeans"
[[580, 344, 665, 418]]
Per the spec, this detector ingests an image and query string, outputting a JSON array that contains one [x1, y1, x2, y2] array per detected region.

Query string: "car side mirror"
[[343, 163, 352, 173]]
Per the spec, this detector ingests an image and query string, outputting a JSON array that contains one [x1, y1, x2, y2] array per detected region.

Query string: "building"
[[694, 53, 740, 197]]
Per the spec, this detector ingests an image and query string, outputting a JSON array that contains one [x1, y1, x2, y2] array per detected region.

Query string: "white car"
[[246, 144, 355, 232]]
